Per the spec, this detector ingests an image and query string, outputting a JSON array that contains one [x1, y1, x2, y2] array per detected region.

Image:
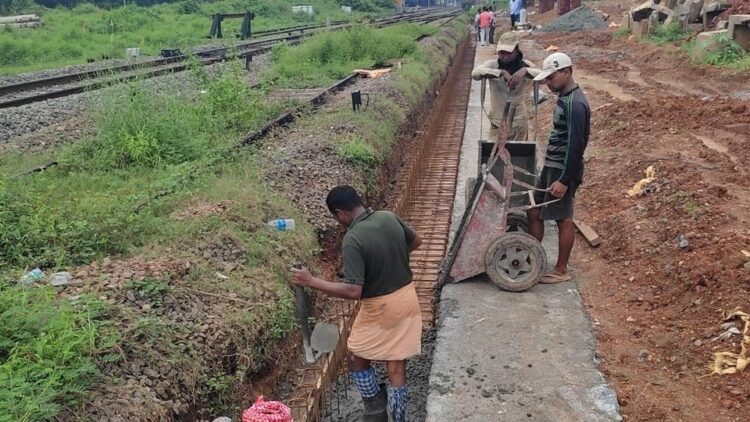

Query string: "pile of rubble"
[[621, 0, 749, 53], [540, 6, 608, 32]]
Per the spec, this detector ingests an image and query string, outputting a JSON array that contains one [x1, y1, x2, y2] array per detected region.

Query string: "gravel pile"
[[540, 6, 607, 32], [0, 96, 87, 153]]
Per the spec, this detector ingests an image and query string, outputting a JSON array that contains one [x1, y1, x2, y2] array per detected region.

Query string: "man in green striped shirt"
[[528, 52, 590, 284]]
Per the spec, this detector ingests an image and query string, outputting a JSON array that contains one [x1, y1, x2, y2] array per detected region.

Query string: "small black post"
[[352, 90, 362, 111], [245, 54, 253, 70]]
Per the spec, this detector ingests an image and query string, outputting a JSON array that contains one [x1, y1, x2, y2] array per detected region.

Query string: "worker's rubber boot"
[[361, 384, 388, 422]]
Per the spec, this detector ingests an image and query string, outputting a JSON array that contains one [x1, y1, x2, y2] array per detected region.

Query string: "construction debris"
[[352, 68, 392, 78], [630, 0, 674, 22], [710, 309, 749, 375], [540, 6, 608, 32], [574, 219, 602, 247], [728, 14, 750, 50], [627, 166, 656, 197], [0, 14, 41, 29]]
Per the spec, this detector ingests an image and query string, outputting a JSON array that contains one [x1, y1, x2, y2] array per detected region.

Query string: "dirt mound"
[[576, 93, 750, 420], [540, 6, 608, 32], [721, 0, 750, 17]]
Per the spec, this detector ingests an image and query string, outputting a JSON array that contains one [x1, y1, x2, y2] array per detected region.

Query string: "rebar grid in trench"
[[392, 36, 475, 327], [289, 33, 474, 421]]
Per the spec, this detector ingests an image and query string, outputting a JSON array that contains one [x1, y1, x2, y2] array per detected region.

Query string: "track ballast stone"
[[540, 6, 607, 32]]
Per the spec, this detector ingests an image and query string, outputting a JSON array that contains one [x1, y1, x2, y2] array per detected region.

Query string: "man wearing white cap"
[[528, 52, 591, 283], [471, 36, 539, 141]]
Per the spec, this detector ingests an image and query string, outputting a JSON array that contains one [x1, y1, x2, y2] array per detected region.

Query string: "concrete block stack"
[[728, 14, 750, 50]]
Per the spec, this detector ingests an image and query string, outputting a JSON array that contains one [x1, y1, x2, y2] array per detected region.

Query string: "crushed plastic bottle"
[[267, 218, 295, 232], [19, 268, 44, 286]]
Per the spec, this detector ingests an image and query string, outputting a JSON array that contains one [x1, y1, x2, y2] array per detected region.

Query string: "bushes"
[[0, 0, 384, 75], [68, 60, 274, 171], [70, 83, 209, 169], [266, 23, 435, 88], [337, 136, 381, 167], [0, 58, 286, 269], [646, 22, 688, 44], [0, 286, 107, 421], [702, 33, 750, 70]]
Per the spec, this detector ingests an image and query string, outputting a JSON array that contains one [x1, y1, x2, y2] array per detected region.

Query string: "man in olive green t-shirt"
[[292, 185, 422, 422]]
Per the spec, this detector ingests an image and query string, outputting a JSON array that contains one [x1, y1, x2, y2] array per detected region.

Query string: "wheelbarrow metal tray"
[[479, 141, 537, 209]]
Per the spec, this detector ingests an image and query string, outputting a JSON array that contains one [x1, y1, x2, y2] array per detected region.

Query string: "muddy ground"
[[527, 5, 750, 420]]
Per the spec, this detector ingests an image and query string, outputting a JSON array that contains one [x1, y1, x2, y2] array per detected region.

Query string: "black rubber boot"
[[361, 385, 388, 422]]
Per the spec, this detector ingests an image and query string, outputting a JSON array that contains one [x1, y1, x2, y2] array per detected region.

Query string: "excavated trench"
[[283, 33, 477, 422]]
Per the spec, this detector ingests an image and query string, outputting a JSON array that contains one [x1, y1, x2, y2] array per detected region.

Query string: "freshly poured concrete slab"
[[427, 41, 620, 422]]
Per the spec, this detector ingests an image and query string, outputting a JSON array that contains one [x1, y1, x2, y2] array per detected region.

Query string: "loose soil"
[[527, 16, 750, 422]]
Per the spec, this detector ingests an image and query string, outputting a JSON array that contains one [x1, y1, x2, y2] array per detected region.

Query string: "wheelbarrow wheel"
[[485, 232, 546, 292], [506, 211, 529, 233]]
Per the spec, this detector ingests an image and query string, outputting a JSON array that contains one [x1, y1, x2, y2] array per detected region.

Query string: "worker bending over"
[[471, 35, 539, 141], [292, 186, 423, 422], [528, 52, 591, 283]]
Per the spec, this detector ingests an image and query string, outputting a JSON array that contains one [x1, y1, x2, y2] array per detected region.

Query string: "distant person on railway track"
[[478, 6, 493, 46], [291, 185, 423, 422], [471, 35, 539, 141], [528, 52, 590, 283]]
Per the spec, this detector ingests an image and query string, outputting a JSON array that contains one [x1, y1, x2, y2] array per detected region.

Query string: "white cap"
[[533, 52, 573, 82]]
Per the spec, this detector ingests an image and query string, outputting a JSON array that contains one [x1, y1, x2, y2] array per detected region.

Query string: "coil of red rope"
[[242, 396, 293, 422]]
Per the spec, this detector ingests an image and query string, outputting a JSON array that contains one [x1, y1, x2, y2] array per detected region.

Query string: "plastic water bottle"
[[267, 218, 295, 231], [19, 268, 44, 285]]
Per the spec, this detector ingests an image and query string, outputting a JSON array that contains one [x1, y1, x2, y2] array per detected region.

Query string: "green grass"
[[646, 22, 688, 44], [700, 33, 750, 71], [0, 17, 466, 420], [337, 135, 381, 166], [0, 286, 111, 422], [263, 23, 437, 88], [613, 27, 631, 39], [675, 190, 703, 217], [0, 0, 393, 75], [0, 59, 292, 270]]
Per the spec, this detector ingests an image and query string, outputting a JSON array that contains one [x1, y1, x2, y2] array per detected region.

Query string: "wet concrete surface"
[[322, 330, 436, 422]]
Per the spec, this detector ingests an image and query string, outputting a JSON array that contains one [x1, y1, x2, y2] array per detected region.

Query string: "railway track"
[[0, 8, 460, 109]]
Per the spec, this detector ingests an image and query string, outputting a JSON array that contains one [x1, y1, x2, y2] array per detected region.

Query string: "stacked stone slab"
[[729, 14, 750, 50]]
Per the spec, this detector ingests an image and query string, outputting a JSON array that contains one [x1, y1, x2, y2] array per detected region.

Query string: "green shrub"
[[265, 23, 435, 88], [67, 59, 273, 171], [337, 136, 381, 167], [0, 0, 387, 75], [177, 0, 202, 15], [703, 32, 749, 67], [646, 22, 688, 44], [68, 83, 207, 169], [613, 27, 631, 39], [0, 286, 106, 421]]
